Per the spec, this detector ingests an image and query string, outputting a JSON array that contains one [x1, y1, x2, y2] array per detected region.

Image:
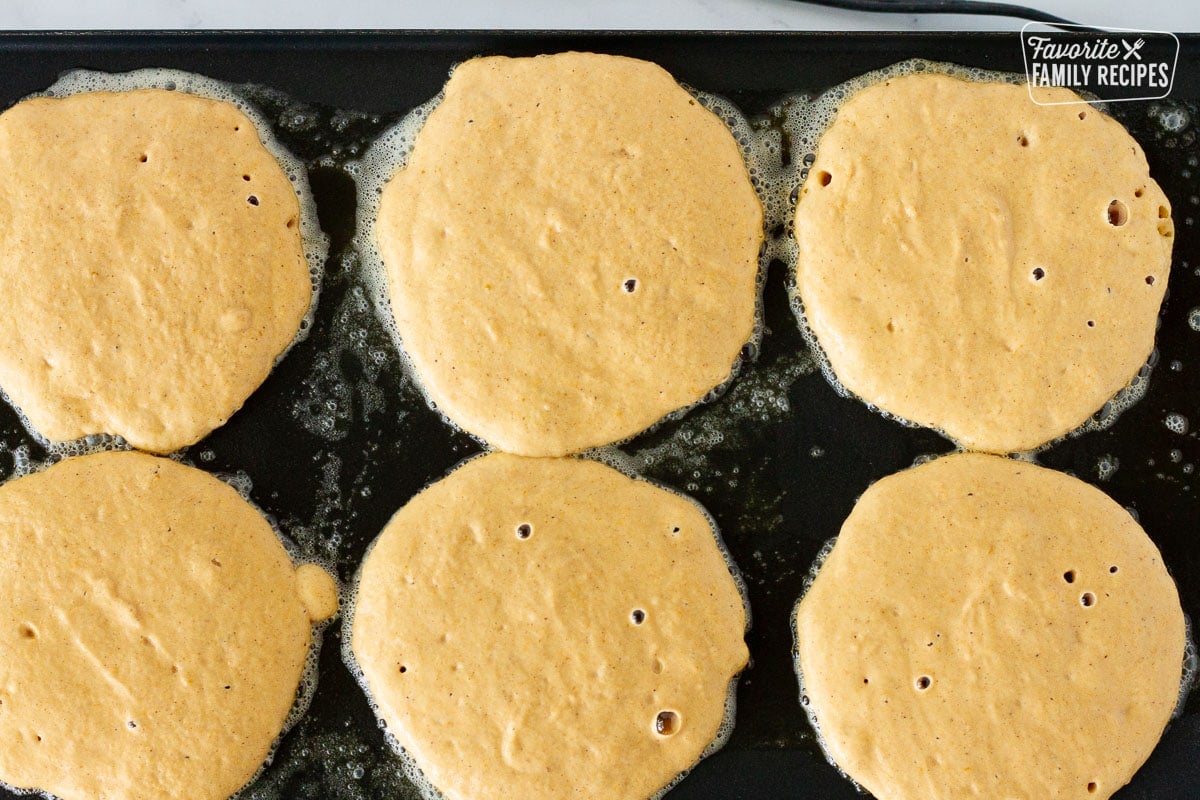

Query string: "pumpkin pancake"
[[795, 452, 1185, 800], [793, 73, 1173, 452], [349, 452, 749, 800], [374, 52, 762, 456]]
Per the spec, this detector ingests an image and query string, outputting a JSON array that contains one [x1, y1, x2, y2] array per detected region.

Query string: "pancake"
[[794, 452, 1185, 800], [792, 72, 1173, 453], [0, 450, 336, 800], [374, 52, 763, 457], [348, 452, 749, 800], [0, 87, 315, 453]]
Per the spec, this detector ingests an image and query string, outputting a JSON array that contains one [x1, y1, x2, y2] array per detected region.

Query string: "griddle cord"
[[790, 0, 1092, 30]]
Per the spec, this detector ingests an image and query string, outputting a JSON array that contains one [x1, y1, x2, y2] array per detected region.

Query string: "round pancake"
[[0, 88, 313, 453], [793, 72, 1173, 453], [349, 452, 749, 800], [794, 452, 1185, 800], [375, 52, 763, 457], [0, 450, 330, 800]]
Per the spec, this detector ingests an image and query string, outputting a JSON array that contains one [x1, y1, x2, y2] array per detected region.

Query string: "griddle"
[[0, 31, 1197, 800]]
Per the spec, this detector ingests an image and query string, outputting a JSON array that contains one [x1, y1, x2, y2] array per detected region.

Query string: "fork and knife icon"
[[1122, 37, 1146, 60]]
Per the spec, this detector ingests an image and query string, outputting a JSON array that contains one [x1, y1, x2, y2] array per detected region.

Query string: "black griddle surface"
[[0, 31, 1198, 800]]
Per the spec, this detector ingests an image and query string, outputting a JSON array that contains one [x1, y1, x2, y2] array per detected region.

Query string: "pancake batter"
[[0, 88, 314, 453], [349, 452, 749, 800], [792, 73, 1173, 452], [794, 452, 1185, 800], [0, 450, 336, 800], [374, 52, 763, 456]]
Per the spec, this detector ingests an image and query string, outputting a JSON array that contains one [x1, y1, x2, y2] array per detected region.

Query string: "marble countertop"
[[1, 0, 1195, 32]]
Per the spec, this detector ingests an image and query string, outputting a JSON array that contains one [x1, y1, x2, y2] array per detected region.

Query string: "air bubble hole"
[[655, 710, 680, 736], [1063, 570, 1075, 584], [631, 609, 646, 625], [1081, 592, 1096, 607], [1108, 199, 1129, 227], [516, 523, 532, 539]]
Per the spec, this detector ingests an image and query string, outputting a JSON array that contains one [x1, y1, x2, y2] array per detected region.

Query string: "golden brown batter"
[[0, 88, 313, 453], [0, 451, 335, 800], [349, 452, 749, 800], [793, 73, 1173, 453], [375, 52, 763, 456], [795, 452, 1185, 800]]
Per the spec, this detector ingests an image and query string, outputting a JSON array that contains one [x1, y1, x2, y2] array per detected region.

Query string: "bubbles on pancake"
[[1107, 199, 1130, 226], [654, 710, 681, 736], [528, 452, 752, 628], [40, 67, 329, 364]]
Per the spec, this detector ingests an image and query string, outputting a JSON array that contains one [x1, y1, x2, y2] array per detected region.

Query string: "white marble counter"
[[0, 0, 1195, 33]]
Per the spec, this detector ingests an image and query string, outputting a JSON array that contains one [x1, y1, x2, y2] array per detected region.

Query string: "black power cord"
[[788, 0, 1093, 29]]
